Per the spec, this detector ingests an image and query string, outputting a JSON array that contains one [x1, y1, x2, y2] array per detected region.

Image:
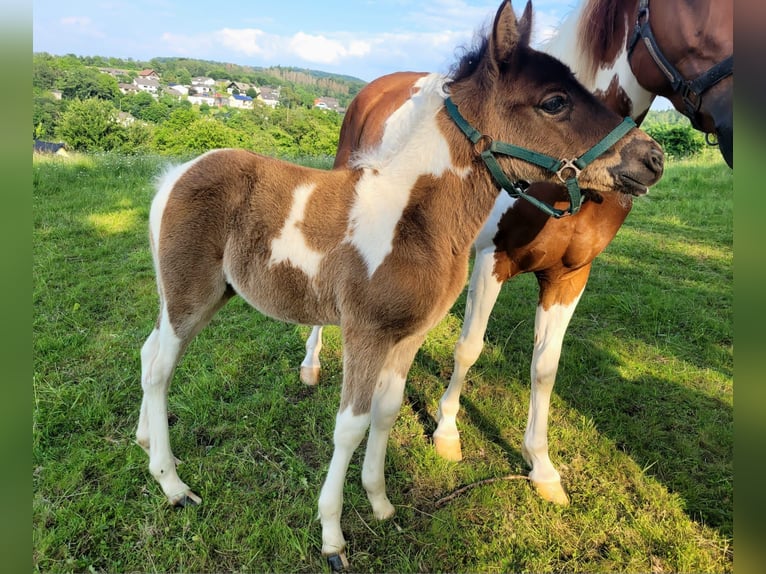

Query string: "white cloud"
[[289, 32, 370, 64], [217, 28, 274, 57]]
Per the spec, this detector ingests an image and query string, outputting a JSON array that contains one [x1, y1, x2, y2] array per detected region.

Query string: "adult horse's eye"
[[540, 95, 568, 114]]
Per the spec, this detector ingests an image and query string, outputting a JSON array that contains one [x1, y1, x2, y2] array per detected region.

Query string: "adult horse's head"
[[445, 0, 664, 204], [627, 0, 733, 167]]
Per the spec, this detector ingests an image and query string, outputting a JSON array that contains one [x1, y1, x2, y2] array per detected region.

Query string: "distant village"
[[90, 67, 345, 113]]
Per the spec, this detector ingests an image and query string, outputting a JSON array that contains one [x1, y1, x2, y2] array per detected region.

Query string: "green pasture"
[[33, 149, 732, 572]]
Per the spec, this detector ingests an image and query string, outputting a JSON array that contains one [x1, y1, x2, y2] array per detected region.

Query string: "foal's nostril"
[[648, 147, 664, 175]]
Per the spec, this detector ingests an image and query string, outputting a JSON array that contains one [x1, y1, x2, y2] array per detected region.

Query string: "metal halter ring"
[[556, 159, 582, 183], [472, 134, 494, 156]]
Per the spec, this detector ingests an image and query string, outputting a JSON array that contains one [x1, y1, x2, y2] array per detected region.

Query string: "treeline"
[[53, 54, 366, 108], [33, 53, 348, 157], [33, 52, 708, 160]]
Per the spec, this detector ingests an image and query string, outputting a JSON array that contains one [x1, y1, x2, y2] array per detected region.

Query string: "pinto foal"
[[138, 0, 663, 565], [302, 0, 738, 508]]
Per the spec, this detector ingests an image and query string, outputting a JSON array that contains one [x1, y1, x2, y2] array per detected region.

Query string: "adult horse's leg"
[[362, 334, 425, 520], [317, 328, 389, 568], [300, 325, 324, 385], [522, 264, 591, 505], [434, 246, 505, 460]]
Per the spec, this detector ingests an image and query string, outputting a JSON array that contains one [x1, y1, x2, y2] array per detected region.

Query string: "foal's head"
[[446, 0, 664, 196]]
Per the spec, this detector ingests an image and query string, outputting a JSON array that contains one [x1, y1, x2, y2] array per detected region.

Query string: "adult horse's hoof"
[[300, 365, 321, 386], [433, 434, 463, 461], [326, 552, 349, 572], [531, 480, 570, 506]]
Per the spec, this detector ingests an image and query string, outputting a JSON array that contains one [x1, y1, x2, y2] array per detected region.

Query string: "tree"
[[58, 66, 120, 100], [153, 116, 246, 155], [645, 123, 704, 159], [33, 95, 66, 139], [57, 98, 126, 151]]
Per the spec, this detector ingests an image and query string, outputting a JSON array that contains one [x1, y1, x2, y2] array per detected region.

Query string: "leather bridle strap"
[[627, 0, 733, 121]]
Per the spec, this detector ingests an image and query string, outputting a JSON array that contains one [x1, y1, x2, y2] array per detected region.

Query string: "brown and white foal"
[[138, 0, 663, 565]]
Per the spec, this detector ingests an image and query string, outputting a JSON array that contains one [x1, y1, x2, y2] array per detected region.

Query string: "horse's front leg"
[[317, 329, 389, 570], [523, 264, 591, 506], [300, 326, 324, 385], [362, 334, 424, 520], [434, 246, 505, 460]]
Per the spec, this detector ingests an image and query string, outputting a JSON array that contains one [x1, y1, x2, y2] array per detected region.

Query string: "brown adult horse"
[[138, 1, 662, 568], [300, 0, 729, 507], [626, 0, 733, 166]]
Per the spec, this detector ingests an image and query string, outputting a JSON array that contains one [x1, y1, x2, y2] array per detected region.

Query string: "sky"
[[33, 0, 671, 108]]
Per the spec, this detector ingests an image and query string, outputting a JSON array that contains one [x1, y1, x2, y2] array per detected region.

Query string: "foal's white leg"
[[523, 273, 588, 506], [138, 309, 201, 506], [300, 326, 323, 386], [318, 406, 371, 560], [434, 246, 505, 461], [362, 337, 421, 520]]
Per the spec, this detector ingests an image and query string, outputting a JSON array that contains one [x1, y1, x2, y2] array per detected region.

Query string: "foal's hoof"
[[433, 434, 463, 461], [326, 552, 349, 572], [300, 365, 321, 386], [531, 480, 570, 506], [170, 490, 202, 508]]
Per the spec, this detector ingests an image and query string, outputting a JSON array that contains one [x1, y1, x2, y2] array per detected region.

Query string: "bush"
[[645, 123, 705, 159]]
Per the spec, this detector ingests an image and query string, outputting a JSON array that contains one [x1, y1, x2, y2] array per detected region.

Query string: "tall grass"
[[33, 149, 732, 572]]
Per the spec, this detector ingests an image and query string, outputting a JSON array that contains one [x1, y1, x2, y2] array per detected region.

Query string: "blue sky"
[[33, 0, 569, 80], [33, 0, 671, 107]]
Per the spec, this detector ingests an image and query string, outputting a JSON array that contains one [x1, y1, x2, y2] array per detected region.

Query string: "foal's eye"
[[539, 95, 568, 114]]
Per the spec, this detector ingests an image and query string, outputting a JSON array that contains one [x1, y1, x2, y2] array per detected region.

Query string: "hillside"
[[50, 54, 367, 108]]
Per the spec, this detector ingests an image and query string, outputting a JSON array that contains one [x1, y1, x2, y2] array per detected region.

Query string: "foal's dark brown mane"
[[449, 1, 532, 85], [577, 0, 638, 82], [449, 36, 490, 83]]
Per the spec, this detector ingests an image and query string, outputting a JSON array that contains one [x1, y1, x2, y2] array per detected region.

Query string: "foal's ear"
[[490, 0, 531, 66], [518, 1, 533, 47]]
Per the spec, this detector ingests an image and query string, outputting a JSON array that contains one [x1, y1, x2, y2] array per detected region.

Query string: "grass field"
[[33, 149, 732, 572]]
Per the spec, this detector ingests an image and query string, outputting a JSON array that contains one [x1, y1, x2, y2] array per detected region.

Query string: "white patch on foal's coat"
[[268, 182, 324, 279], [344, 74, 469, 278]]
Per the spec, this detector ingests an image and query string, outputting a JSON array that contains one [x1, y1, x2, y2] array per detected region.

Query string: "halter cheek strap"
[[627, 0, 733, 123], [444, 97, 636, 219]]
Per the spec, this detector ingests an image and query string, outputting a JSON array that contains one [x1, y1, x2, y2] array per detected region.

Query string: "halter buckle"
[[556, 159, 581, 184]]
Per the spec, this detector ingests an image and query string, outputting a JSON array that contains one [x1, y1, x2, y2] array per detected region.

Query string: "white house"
[[134, 77, 160, 96], [258, 86, 280, 108], [227, 81, 253, 95], [191, 76, 215, 94], [168, 83, 189, 96], [188, 92, 216, 106], [229, 94, 254, 109]]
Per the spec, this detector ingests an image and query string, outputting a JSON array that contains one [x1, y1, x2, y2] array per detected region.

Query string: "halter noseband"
[[627, 0, 733, 130], [444, 97, 636, 219]]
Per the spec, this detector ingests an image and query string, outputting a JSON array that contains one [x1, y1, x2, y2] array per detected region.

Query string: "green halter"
[[444, 97, 637, 218]]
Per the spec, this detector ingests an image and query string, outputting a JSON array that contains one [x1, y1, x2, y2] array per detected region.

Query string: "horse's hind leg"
[[138, 305, 200, 506], [434, 246, 505, 460], [523, 266, 590, 506], [138, 282, 232, 507]]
